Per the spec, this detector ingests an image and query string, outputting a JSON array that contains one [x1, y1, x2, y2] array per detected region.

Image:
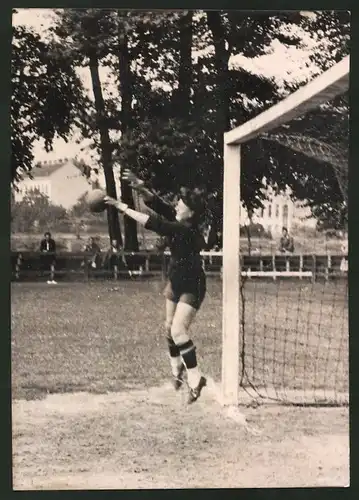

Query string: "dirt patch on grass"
[[12, 381, 349, 490]]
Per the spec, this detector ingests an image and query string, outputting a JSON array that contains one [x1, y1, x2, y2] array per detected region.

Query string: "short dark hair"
[[282, 227, 288, 233], [179, 186, 206, 218], [44, 231, 51, 237]]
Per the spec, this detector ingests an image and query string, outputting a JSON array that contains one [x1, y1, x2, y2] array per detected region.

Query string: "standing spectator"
[[279, 227, 294, 253], [83, 236, 101, 269], [40, 231, 57, 284], [155, 236, 170, 252], [103, 239, 120, 270], [204, 224, 222, 251]]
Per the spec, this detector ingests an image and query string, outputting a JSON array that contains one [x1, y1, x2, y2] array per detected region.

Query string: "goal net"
[[222, 56, 349, 407], [262, 133, 348, 204]]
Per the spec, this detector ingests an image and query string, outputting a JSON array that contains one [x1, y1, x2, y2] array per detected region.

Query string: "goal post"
[[221, 55, 350, 407], [222, 144, 241, 405]]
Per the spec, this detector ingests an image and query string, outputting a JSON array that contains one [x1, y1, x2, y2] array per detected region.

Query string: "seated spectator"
[[83, 237, 102, 269], [155, 236, 169, 253], [40, 231, 57, 284], [204, 225, 222, 251], [279, 227, 294, 254], [213, 231, 223, 251]]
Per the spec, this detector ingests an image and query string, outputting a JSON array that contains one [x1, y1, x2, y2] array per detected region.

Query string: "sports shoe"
[[173, 363, 186, 391], [188, 376, 207, 404]]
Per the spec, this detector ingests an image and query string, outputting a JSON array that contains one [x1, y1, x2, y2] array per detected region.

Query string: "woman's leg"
[[171, 301, 206, 402], [165, 299, 185, 387]]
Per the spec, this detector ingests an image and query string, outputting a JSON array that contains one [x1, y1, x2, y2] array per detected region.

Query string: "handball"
[[87, 189, 107, 213]]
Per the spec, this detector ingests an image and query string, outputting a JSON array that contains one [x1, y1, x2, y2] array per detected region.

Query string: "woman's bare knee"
[[172, 302, 197, 331], [171, 325, 189, 346], [165, 320, 173, 335], [171, 303, 197, 345]]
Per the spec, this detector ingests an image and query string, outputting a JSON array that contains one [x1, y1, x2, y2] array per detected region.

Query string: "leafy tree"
[[111, 10, 139, 250], [175, 11, 193, 117], [17, 9, 348, 242], [70, 192, 106, 220], [51, 9, 124, 245], [11, 189, 69, 233], [11, 22, 86, 184], [259, 11, 350, 229], [205, 11, 348, 232], [303, 10, 350, 70]]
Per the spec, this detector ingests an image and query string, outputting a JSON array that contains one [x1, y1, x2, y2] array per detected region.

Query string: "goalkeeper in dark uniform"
[[105, 170, 207, 404]]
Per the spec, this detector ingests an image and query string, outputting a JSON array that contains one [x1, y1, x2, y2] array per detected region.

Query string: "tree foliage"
[[11, 190, 69, 233], [11, 24, 86, 183], [12, 9, 350, 238], [50, 9, 126, 245]]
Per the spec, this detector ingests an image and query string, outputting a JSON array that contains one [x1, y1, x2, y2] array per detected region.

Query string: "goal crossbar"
[[224, 55, 350, 146]]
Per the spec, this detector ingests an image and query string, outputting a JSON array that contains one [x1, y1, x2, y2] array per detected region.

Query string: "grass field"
[[11, 280, 349, 489]]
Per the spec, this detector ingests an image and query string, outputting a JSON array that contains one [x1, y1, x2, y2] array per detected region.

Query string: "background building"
[[14, 159, 92, 210], [14, 159, 317, 233], [240, 185, 317, 236]]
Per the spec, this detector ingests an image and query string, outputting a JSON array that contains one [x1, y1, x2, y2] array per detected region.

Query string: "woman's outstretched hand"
[[122, 169, 144, 189], [104, 196, 128, 213]]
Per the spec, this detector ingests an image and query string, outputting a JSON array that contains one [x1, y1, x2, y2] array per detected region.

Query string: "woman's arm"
[[122, 169, 175, 220], [122, 169, 154, 202], [144, 195, 175, 221], [105, 197, 186, 237], [105, 197, 150, 226]]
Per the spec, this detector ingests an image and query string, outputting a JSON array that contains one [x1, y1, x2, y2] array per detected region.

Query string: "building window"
[[283, 204, 289, 227], [268, 205, 272, 218], [275, 204, 280, 218], [260, 207, 264, 217]]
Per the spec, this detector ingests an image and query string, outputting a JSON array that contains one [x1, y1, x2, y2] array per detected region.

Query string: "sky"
[[13, 9, 322, 166]]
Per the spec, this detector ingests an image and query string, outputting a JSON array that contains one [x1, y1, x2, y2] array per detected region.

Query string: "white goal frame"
[[221, 55, 350, 406]]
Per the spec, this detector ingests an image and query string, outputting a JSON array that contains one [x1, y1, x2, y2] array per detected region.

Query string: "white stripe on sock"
[[186, 367, 201, 389], [169, 356, 182, 377]]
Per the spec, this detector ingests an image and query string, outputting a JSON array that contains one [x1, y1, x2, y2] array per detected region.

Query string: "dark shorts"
[[40, 254, 56, 270], [164, 274, 206, 310]]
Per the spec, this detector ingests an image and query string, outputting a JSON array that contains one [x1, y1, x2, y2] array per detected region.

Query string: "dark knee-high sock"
[[178, 340, 201, 389], [166, 331, 182, 376]]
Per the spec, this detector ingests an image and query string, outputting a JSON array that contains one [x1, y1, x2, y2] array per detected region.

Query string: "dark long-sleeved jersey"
[[144, 195, 205, 285]]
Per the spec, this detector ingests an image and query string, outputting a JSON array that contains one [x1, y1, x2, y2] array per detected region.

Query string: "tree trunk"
[[206, 11, 231, 249], [118, 19, 139, 251], [89, 54, 122, 246], [206, 11, 231, 145], [246, 226, 252, 256], [176, 11, 193, 118], [246, 210, 254, 255]]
